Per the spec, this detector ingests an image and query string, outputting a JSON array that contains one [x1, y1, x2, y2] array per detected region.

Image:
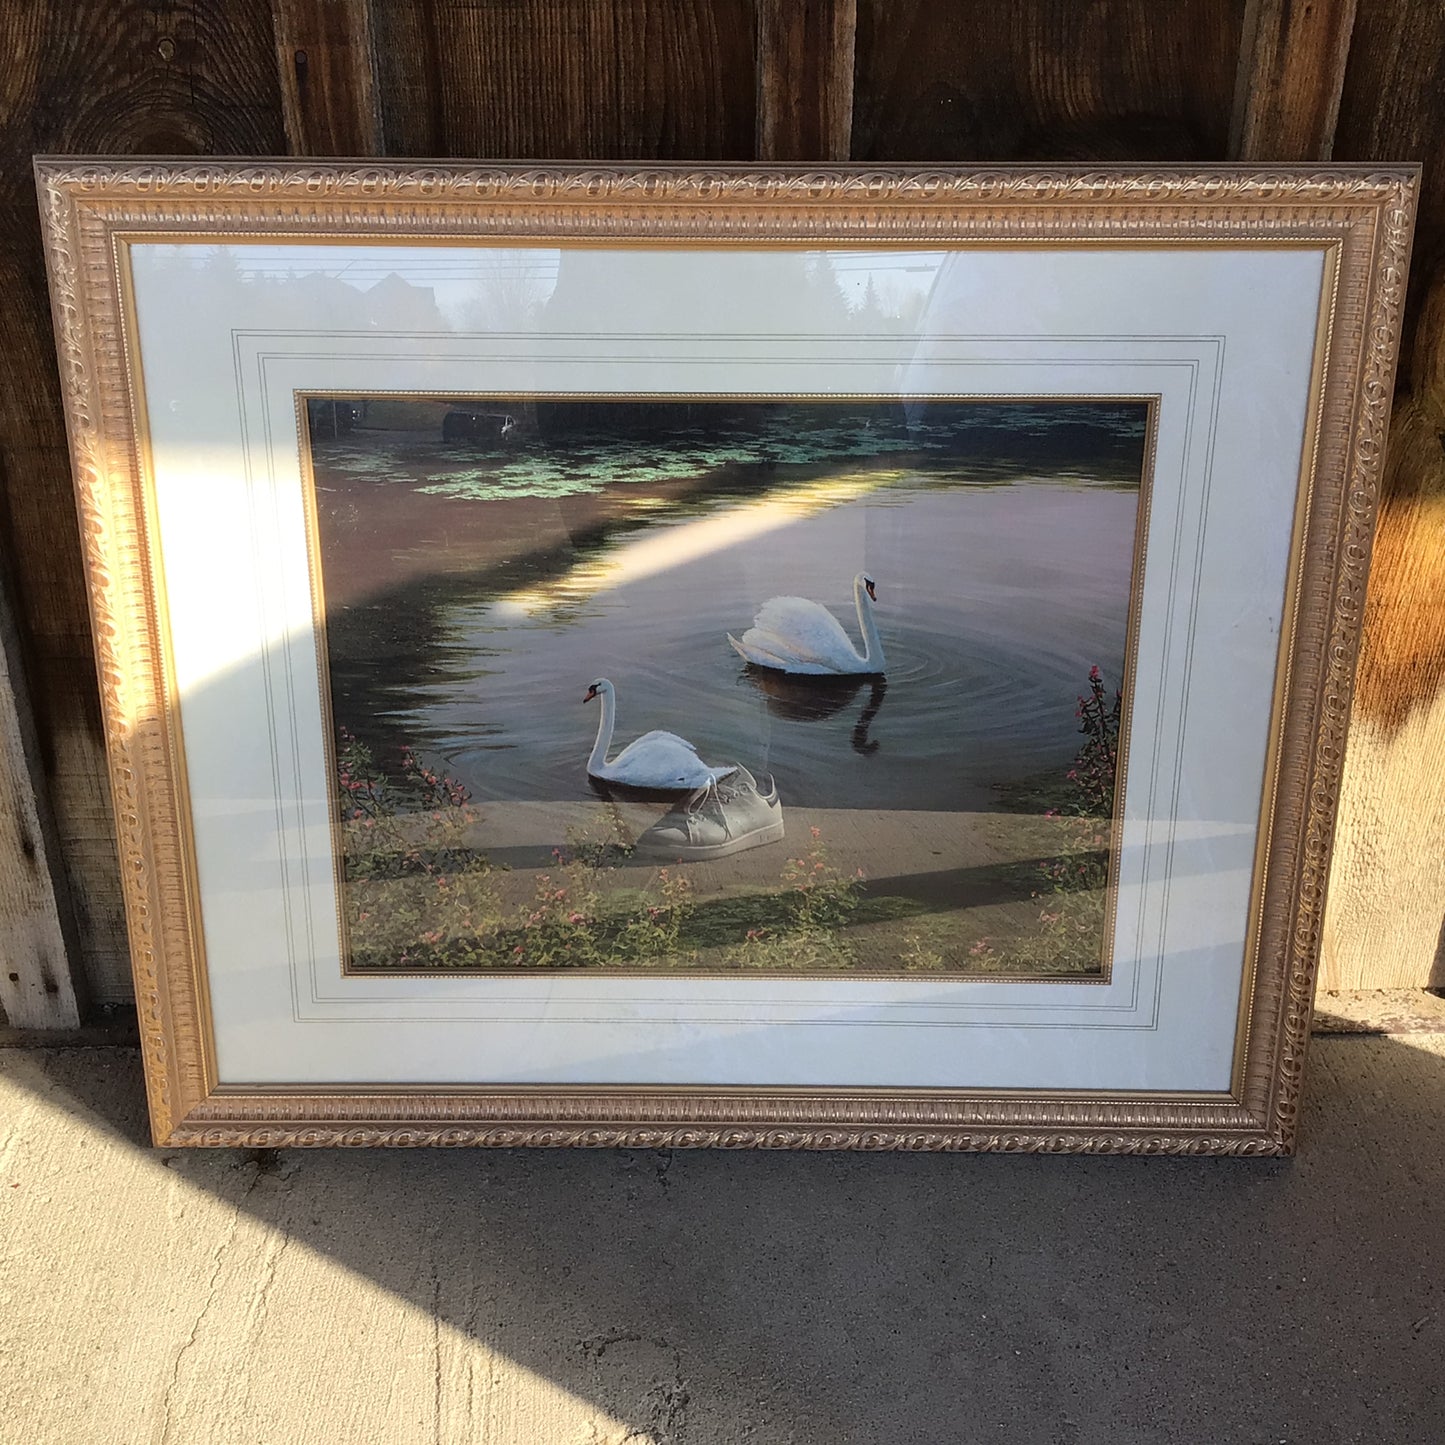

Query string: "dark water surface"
[[314, 403, 1143, 814]]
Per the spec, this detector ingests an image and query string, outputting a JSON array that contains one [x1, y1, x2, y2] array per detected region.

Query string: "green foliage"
[[563, 817, 635, 869], [337, 664, 1121, 979], [339, 750, 702, 971], [338, 735, 878, 972], [611, 868, 695, 963], [489, 849, 694, 970], [1064, 665, 1122, 819], [337, 729, 503, 969], [901, 928, 947, 972], [965, 668, 1120, 974], [725, 827, 866, 971]]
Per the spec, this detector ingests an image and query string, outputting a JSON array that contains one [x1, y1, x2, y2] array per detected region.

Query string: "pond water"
[[314, 403, 1143, 815]]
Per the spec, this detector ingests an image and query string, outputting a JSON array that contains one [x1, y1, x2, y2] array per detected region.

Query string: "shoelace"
[[682, 773, 750, 835], [686, 778, 730, 814]]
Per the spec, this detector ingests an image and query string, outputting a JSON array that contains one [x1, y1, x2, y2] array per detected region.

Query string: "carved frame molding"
[[34, 160, 1418, 1152]]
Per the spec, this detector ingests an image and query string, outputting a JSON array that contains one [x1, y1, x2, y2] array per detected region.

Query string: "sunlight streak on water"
[[497, 468, 907, 616], [399, 484, 1139, 812], [313, 402, 1147, 814]]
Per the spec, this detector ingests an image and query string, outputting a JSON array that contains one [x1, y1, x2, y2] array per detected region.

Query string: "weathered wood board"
[[1, 0, 1441, 1018]]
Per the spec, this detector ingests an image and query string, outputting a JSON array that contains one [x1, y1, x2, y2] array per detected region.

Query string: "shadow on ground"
[[3, 400, 1434, 1440], [3, 1031, 1443, 1443]]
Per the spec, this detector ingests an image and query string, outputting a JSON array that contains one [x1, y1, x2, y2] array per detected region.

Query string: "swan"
[[728, 573, 885, 676], [583, 679, 737, 791]]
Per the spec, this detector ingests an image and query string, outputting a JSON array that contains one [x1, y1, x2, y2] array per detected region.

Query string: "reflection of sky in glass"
[[141, 244, 950, 327]]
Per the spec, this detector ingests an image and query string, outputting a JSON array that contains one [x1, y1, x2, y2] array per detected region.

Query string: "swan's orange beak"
[[584, 685, 598, 703], [865, 580, 877, 601]]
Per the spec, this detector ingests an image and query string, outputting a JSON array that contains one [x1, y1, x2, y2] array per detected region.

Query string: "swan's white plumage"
[[585, 680, 736, 790], [725, 631, 797, 671], [728, 574, 885, 676]]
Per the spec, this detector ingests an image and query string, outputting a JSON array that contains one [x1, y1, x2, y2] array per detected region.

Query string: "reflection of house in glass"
[[360, 271, 445, 329], [145, 249, 447, 331]]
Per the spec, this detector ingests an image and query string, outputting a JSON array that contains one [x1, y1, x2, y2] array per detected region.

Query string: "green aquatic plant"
[[403, 407, 1147, 504]]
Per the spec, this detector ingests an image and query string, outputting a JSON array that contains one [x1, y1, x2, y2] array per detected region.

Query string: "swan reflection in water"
[[740, 668, 889, 755]]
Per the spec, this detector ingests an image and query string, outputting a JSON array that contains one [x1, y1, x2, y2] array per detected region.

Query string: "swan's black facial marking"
[[864, 577, 877, 601], [584, 684, 599, 703]]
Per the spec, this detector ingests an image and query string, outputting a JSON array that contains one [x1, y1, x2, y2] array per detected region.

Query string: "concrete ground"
[[1, 1033, 1443, 1444]]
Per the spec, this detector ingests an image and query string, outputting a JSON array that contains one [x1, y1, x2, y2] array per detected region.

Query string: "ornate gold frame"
[[35, 160, 1417, 1154]]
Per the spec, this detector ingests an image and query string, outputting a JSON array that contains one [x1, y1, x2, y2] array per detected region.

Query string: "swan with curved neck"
[[727, 574, 885, 676], [584, 679, 737, 792]]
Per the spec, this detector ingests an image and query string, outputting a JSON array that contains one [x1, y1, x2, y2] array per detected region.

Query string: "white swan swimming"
[[727, 573, 885, 676], [583, 679, 737, 791]]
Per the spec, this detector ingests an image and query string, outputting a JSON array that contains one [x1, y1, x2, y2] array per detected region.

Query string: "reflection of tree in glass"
[[139, 244, 449, 332], [454, 269, 548, 333]]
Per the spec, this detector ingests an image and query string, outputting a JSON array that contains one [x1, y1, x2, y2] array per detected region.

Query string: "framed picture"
[[37, 160, 1415, 1152]]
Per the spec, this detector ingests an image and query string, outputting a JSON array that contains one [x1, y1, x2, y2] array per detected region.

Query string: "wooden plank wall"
[[0, 0, 1439, 1012], [1320, 1, 1445, 987]]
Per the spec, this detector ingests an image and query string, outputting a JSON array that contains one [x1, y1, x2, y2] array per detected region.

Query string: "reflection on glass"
[[312, 399, 1144, 977]]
